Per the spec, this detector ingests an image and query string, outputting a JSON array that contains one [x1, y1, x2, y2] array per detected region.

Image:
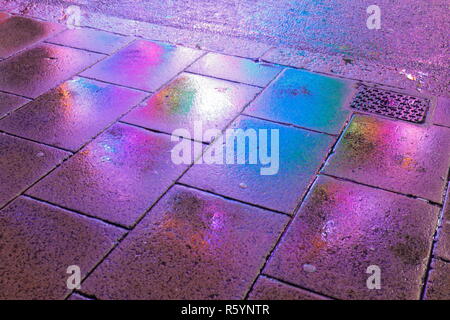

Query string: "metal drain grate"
[[350, 85, 429, 123]]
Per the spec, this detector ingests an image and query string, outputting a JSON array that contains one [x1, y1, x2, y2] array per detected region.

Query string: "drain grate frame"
[[349, 85, 430, 123]]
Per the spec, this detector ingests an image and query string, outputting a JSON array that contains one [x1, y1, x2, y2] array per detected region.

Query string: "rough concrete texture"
[[0, 196, 124, 300], [322, 115, 450, 203], [0, 91, 30, 118], [0, 133, 69, 208], [81, 39, 203, 92], [0, 43, 103, 98], [27, 123, 202, 227], [435, 190, 450, 261], [122, 72, 260, 142], [424, 259, 450, 300], [81, 185, 288, 299], [0, 6, 448, 300], [47, 27, 134, 54], [264, 176, 439, 300], [0, 15, 63, 58], [0, 77, 148, 151], [181, 116, 335, 214], [248, 276, 330, 300], [433, 97, 450, 128], [244, 68, 354, 134], [187, 53, 282, 87]]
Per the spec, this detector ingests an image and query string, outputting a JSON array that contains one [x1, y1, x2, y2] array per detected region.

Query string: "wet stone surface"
[[81, 40, 203, 92], [0, 197, 124, 300], [0, 15, 63, 58], [244, 68, 354, 134], [0, 77, 148, 151], [425, 259, 450, 300], [81, 185, 288, 299], [264, 175, 439, 300], [0, 12, 9, 23], [248, 276, 329, 300], [435, 191, 450, 261], [68, 293, 91, 300], [0, 92, 30, 118], [0, 43, 104, 98], [27, 123, 202, 227], [47, 28, 134, 54], [181, 116, 335, 214], [122, 73, 260, 142], [433, 97, 450, 128], [322, 115, 450, 203], [187, 53, 282, 87], [0, 133, 69, 208]]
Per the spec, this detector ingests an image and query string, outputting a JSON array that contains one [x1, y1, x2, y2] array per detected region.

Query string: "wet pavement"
[[264, 175, 439, 300], [80, 39, 202, 92], [0, 9, 449, 300]]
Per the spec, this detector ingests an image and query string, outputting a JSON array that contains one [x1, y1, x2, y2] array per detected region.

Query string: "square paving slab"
[[435, 190, 450, 261], [81, 40, 203, 92], [187, 53, 282, 87], [0, 43, 104, 98], [0, 197, 124, 300], [0, 12, 9, 23], [81, 185, 288, 299], [433, 97, 450, 127], [68, 293, 90, 300], [0, 133, 69, 209], [0, 92, 30, 118], [264, 175, 439, 300], [0, 16, 64, 58], [27, 123, 202, 227], [122, 73, 260, 142], [322, 115, 450, 203], [0, 77, 148, 151], [244, 68, 354, 134], [248, 276, 329, 300], [181, 116, 335, 214], [47, 28, 134, 54], [424, 259, 450, 300]]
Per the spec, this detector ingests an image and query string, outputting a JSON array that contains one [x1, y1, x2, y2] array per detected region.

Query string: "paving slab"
[[0, 91, 30, 118], [122, 73, 260, 142], [0, 133, 69, 208], [0, 15, 64, 58], [322, 115, 450, 203], [187, 53, 282, 87], [244, 68, 354, 134], [264, 175, 439, 300], [180, 116, 335, 214], [81, 185, 288, 299], [47, 28, 134, 54], [435, 190, 450, 261], [81, 40, 203, 92], [248, 276, 329, 300], [261, 47, 449, 96], [68, 293, 91, 300], [433, 97, 450, 127], [0, 12, 9, 23], [0, 77, 148, 151], [424, 259, 450, 300], [0, 43, 104, 98], [0, 197, 124, 300], [27, 123, 202, 227]]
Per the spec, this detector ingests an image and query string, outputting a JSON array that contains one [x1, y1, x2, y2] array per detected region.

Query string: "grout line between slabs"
[[258, 274, 338, 300]]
